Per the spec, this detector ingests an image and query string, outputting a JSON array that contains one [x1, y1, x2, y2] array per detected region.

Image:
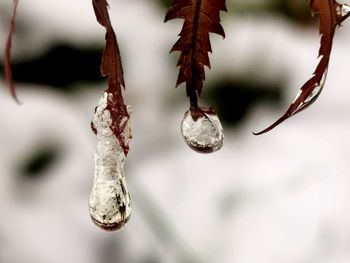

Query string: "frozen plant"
[[2, 0, 350, 231]]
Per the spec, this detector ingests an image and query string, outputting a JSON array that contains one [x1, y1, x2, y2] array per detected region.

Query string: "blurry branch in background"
[[132, 181, 205, 263]]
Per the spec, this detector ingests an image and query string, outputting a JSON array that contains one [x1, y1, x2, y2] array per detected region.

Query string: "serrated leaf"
[[254, 0, 350, 135], [165, 0, 226, 105], [92, 0, 130, 155]]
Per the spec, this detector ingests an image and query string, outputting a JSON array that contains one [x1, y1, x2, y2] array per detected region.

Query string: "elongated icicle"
[[89, 92, 132, 231]]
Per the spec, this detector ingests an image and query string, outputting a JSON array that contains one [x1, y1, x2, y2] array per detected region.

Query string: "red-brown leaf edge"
[[92, 0, 130, 155], [4, 0, 20, 103], [165, 0, 227, 108], [254, 0, 350, 135]]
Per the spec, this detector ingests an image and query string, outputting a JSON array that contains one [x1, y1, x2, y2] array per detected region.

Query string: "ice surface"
[[337, 4, 350, 19], [89, 93, 132, 231], [181, 109, 224, 153]]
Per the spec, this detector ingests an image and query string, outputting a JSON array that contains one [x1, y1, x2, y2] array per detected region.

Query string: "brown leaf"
[[92, 0, 130, 155], [165, 0, 227, 107], [254, 0, 350, 135], [4, 0, 19, 102]]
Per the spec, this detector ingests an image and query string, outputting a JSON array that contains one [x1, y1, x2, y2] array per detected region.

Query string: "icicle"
[[89, 92, 132, 231], [181, 108, 224, 153]]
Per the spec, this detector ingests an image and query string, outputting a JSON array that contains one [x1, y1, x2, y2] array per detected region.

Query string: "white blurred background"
[[1, 0, 350, 262]]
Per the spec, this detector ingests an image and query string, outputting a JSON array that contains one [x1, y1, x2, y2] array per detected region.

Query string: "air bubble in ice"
[[181, 108, 224, 153]]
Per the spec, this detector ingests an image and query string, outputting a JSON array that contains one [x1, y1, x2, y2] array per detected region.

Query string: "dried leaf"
[[4, 0, 19, 102], [92, 0, 130, 155], [254, 0, 350, 135], [165, 0, 227, 107]]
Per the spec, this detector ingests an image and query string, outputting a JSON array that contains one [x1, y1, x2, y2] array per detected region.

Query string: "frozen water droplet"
[[295, 70, 327, 113], [89, 165, 131, 231], [181, 108, 224, 153], [337, 4, 350, 20], [89, 93, 132, 231]]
